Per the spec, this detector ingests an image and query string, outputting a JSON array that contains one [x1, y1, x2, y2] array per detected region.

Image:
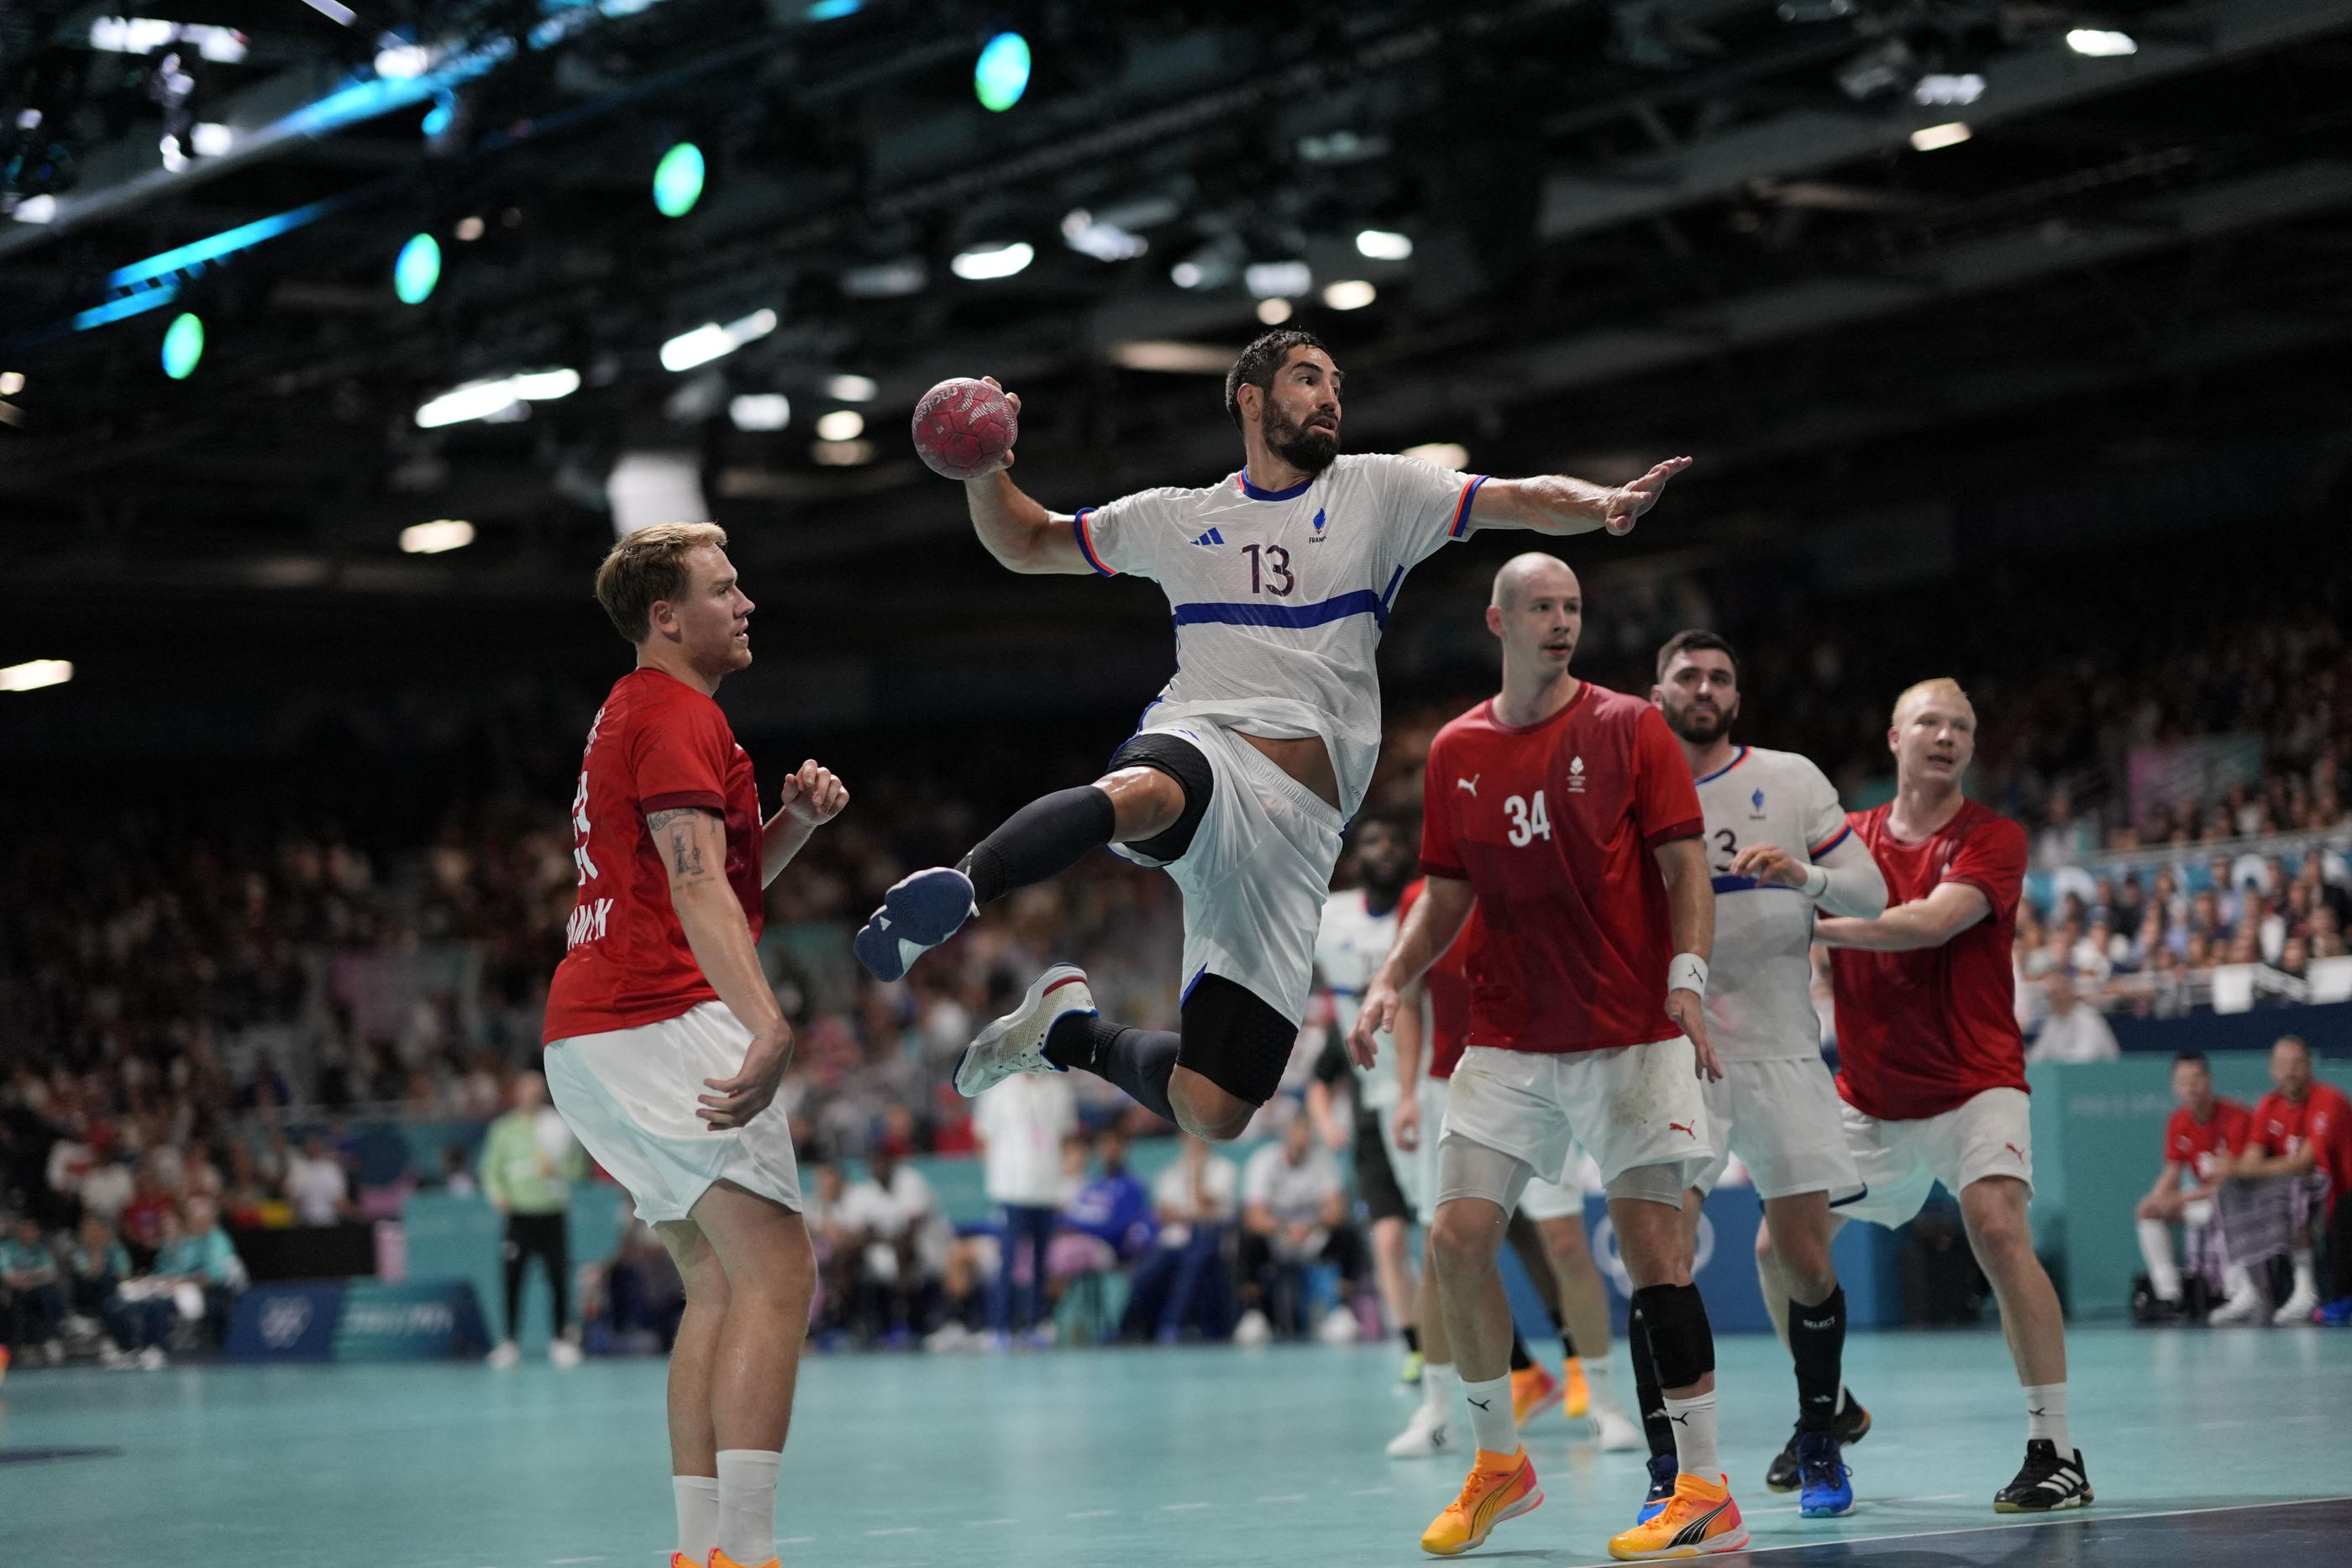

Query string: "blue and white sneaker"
[[854, 866, 978, 981], [1635, 1450, 1679, 1524], [1796, 1429, 1855, 1518], [953, 963, 1095, 1098]]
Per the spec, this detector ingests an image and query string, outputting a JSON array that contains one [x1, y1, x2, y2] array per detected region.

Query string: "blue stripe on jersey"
[[1694, 746, 1751, 786], [1809, 824, 1852, 857], [1710, 873, 1801, 894], [1173, 565, 1409, 633]]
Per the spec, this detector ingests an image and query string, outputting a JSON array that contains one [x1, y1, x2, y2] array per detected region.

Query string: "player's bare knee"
[[1096, 767, 1186, 843], [1169, 1080, 1253, 1142]]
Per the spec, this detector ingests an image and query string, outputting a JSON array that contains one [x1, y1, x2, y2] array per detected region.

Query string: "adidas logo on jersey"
[[1190, 527, 1226, 548]]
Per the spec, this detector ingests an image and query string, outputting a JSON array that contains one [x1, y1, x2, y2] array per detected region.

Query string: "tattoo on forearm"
[[647, 807, 717, 880]]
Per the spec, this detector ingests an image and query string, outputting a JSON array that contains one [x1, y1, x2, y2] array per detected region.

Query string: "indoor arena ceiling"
[[3, 0, 2349, 628]]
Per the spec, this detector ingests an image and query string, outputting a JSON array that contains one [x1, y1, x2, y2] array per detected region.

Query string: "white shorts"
[[1518, 1170, 1588, 1222], [1833, 1087, 2032, 1230], [544, 1001, 802, 1225], [1388, 1074, 1452, 1226], [1441, 1039, 1714, 1194], [1689, 1057, 1862, 1202], [1110, 721, 1344, 1025]]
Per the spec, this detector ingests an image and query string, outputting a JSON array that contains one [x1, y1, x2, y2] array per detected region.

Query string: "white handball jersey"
[[1074, 454, 1486, 817], [1696, 745, 1855, 1062], [1313, 888, 1402, 1109]]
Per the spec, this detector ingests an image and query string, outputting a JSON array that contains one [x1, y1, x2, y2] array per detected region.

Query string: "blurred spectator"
[[78, 1151, 135, 1230], [587, 1218, 685, 1356], [60, 1214, 159, 1367], [285, 1132, 353, 1226], [837, 1149, 945, 1344], [1050, 1129, 1155, 1282], [145, 1196, 246, 1350], [440, 1146, 479, 1197], [2028, 972, 2120, 1063], [479, 1071, 585, 1369], [1124, 1134, 1241, 1342], [972, 1072, 1075, 1344], [1235, 1113, 1362, 1344], [2, 1214, 66, 1364]]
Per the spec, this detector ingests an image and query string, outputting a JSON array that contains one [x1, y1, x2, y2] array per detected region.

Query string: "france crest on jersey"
[[1073, 453, 1485, 816], [1693, 745, 1853, 1062]]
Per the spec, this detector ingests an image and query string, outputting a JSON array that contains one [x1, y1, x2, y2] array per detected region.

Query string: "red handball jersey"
[[543, 669, 764, 1043], [1830, 799, 2028, 1122], [2165, 1099, 2251, 1183], [1399, 878, 1478, 1081], [1419, 683, 1704, 1055], [2244, 1082, 2352, 1198]]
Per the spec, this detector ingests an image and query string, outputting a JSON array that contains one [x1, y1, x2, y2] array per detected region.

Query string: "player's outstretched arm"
[[1815, 882, 1990, 952], [760, 758, 849, 888], [962, 379, 1094, 574], [1655, 835, 1721, 1080], [648, 806, 793, 1129], [1466, 456, 1692, 538], [1352, 878, 1475, 1067]]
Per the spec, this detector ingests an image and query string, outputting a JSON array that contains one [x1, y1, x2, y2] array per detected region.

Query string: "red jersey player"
[[2133, 1051, 2250, 1317], [542, 522, 848, 1568], [1794, 677, 2092, 1513], [1354, 553, 1740, 1561], [2210, 1033, 2351, 1324]]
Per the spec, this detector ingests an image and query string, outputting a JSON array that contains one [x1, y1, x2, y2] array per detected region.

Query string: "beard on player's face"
[[1665, 697, 1731, 744], [1261, 396, 1340, 474]]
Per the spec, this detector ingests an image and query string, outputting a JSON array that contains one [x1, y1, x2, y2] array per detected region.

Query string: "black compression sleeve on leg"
[[1628, 1301, 1677, 1462], [1788, 1286, 1847, 1433], [1632, 1282, 1716, 1392], [1050, 1016, 1180, 1123], [958, 786, 1117, 907]]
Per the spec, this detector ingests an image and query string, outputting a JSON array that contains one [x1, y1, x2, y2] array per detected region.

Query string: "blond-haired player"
[[543, 523, 851, 1568], [1759, 678, 2092, 1513]]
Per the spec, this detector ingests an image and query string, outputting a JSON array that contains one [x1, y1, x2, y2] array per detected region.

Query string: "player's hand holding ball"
[[912, 375, 1021, 480], [1602, 455, 1693, 535], [777, 758, 849, 827]]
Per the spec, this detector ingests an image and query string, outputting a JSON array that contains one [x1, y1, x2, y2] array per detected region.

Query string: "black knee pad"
[[1105, 731, 1213, 863], [1632, 1282, 1715, 1389], [1175, 972, 1295, 1108]]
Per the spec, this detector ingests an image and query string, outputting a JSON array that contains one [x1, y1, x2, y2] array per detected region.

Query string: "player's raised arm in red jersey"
[[760, 758, 849, 888], [1814, 679, 1999, 953], [1464, 456, 1693, 538]]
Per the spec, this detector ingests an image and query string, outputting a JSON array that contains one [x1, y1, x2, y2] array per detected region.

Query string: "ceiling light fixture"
[[950, 241, 1034, 281], [1910, 121, 1972, 151]]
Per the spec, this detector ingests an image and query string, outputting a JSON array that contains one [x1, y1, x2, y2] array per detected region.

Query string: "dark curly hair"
[[1224, 328, 1331, 429]]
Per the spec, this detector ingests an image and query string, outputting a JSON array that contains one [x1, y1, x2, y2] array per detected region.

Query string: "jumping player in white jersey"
[[1649, 630, 1887, 1519], [854, 329, 1690, 1144], [1311, 815, 1422, 1379]]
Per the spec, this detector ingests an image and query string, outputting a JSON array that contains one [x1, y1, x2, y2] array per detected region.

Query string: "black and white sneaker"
[[854, 867, 977, 982], [953, 963, 1095, 1098], [1992, 1440, 2092, 1513], [1766, 1395, 1872, 1492]]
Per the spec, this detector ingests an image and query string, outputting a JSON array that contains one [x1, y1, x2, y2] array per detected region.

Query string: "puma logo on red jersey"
[[1457, 774, 1480, 796]]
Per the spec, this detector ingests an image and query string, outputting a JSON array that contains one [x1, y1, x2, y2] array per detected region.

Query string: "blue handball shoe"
[[853, 866, 977, 981], [1797, 1429, 1855, 1518]]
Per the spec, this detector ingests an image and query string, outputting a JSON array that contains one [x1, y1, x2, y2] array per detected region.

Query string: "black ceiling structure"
[[2, 0, 2349, 726]]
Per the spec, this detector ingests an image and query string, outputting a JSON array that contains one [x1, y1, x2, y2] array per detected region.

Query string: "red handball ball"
[[911, 377, 1018, 481]]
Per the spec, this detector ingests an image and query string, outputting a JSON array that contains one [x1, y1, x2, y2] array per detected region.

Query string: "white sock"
[[2023, 1382, 2069, 1454], [1462, 1372, 1519, 1456], [2223, 1262, 2258, 1302], [2292, 1250, 2318, 1298], [715, 1449, 781, 1565], [673, 1475, 721, 1565], [1423, 1361, 1460, 1419], [2137, 1219, 2182, 1301], [1583, 1360, 1616, 1411], [1662, 1391, 1719, 1477]]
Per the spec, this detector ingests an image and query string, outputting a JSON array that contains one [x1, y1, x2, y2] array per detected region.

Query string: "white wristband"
[[1801, 863, 1830, 899], [1667, 952, 1709, 998]]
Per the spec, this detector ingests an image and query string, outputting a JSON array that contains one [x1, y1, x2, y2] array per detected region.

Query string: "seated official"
[[1, 1214, 67, 1365], [1123, 1135, 1242, 1342], [2208, 1035, 2350, 1326], [2132, 1051, 2249, 1319]]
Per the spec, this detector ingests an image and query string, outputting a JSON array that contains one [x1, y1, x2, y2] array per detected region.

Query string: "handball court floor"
[[7, 1327, 2349, 1568]]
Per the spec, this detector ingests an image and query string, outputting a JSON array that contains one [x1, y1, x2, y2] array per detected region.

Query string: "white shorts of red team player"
[[544, 1001, 803, 1224], [1830, 1086, 2033, 1230], [1438, 1036, 1715, 1202]]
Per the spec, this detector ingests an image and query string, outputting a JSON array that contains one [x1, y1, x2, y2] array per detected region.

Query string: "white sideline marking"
[[1257, 1493, 1307, 1503], [864, 1527, 918, 1536], [1066, 1508, 1116, 1518], [1162, 1502, 1211, 1511], [1736, 1495, 2352, 1555]]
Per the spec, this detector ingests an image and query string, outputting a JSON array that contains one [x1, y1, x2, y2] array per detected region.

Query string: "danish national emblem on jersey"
[[1567, 755, 1588, 793]]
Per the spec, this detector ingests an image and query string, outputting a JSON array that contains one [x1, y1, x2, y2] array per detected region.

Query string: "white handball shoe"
[[486, 1340, 522, 1368], [2208, 1288, 2269, 1326], [1232, 1308, 1273, 1347], [549, 1338, 583, 1369], [953, 963, 1095, 1098], [1592, 1403, 1645, 1451], [1387, 1403, 1460, 1459], [2273, 1286, 2322, 1325]]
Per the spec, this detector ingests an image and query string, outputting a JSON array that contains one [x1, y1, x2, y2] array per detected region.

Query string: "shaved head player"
[[541, 523, 849, 1568], [853, 330, 1690, 1158]]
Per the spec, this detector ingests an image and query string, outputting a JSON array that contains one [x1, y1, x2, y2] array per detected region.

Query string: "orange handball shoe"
[[708, 1550, 778, 1568], [1562, 1356, 1591, 1419], [1421, 1446, 1543, 1556], [1510, 1363, 1560, 1429], [1606, 1471, 1750, 1560]]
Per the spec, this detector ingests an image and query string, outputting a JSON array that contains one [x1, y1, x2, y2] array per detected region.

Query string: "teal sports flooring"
[[7, 1326, 2349, 1567]]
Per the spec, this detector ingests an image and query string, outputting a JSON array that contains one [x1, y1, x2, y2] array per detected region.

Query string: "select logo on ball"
[[911, 377, 1018, 480]]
